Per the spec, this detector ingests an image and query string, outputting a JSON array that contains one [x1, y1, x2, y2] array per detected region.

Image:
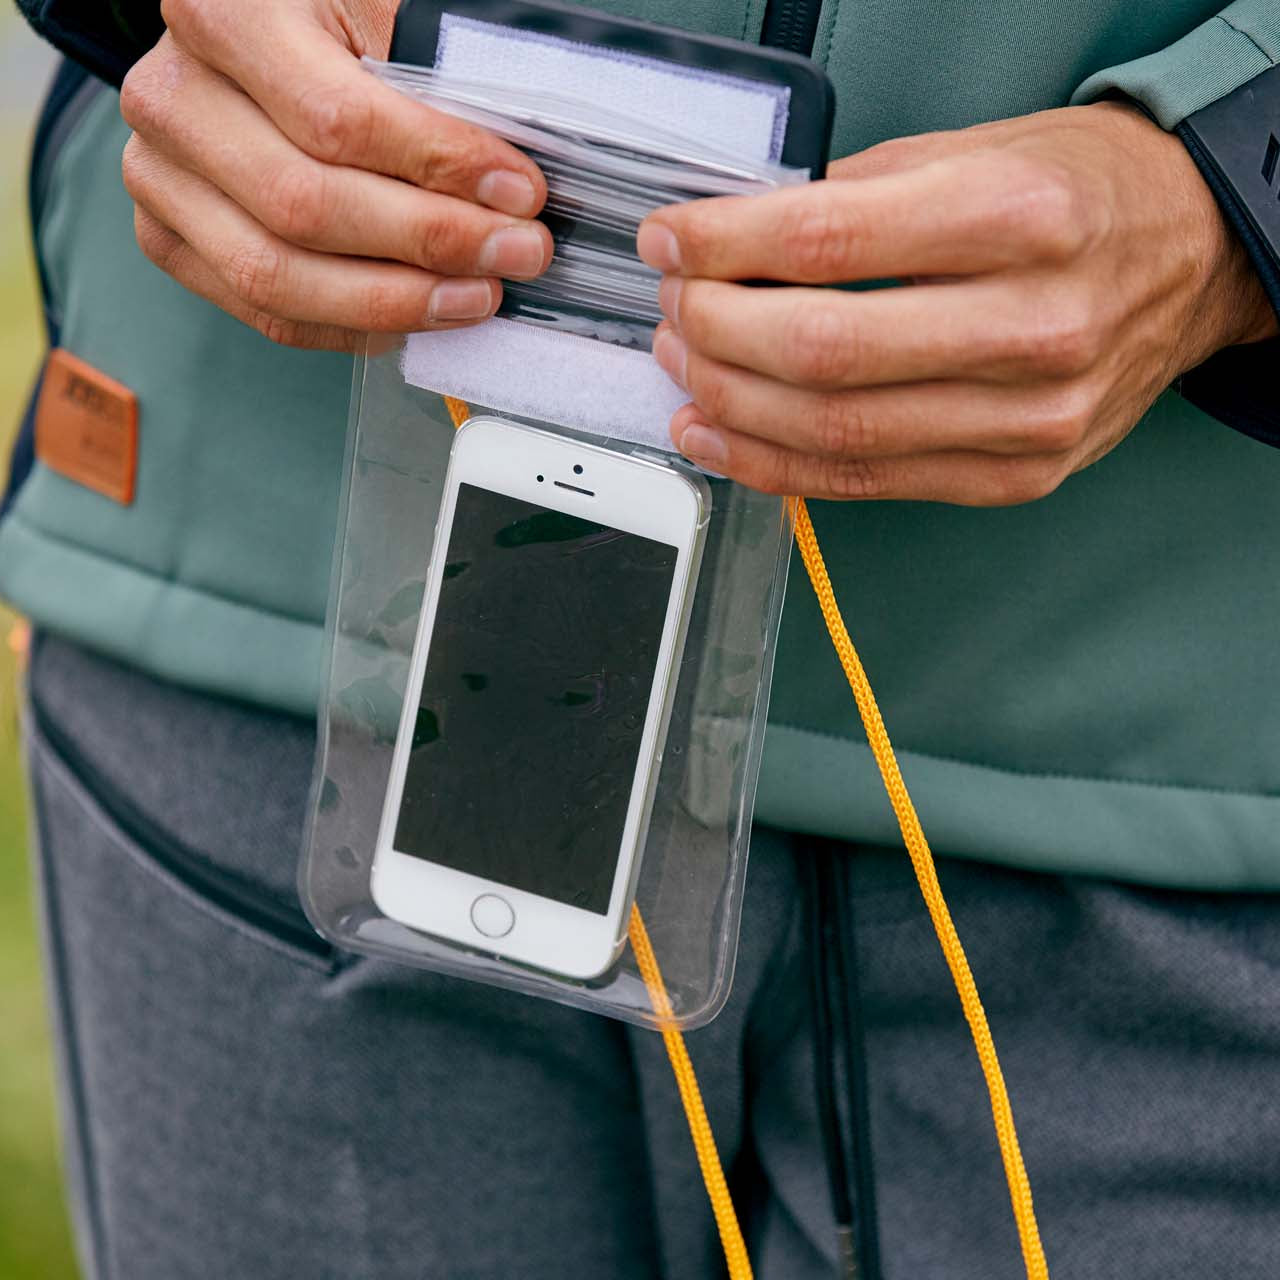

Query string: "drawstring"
[[810, 847, 883, 1279], [831, 853, 882, 1279], [805, 855, 858, 1280], [441, 397, 1048, 1280]]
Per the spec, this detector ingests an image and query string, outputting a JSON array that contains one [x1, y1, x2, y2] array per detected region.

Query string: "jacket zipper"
[[759, 0, 824, 57], [28, 678, 334, 964]]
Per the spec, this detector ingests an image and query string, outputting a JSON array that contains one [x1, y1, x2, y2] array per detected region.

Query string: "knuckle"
[[688, 363, 733, 427], [160, 0, 236, 63], [360, 279, 413, 332], [261, 162, 329, 243], [815, 393, 876, 458], [982, 457, 1065, 507], [252, 311, 307, 348], [118, 63, 149, 131], [999, 158, 1089, 261], [1045, 312, 1102, 377], [847, 135, 918, 178], [297, 84, 376, 163], [417, 212, 469, 270], [159, 0, 200, 37], [726, 443, 791, 497], [738, 466, 784, 497], [671, 209, 717, 274], [134, 210, 180, 274], [224, 241, 286, 311], [782, 301, 858, 387], [825, 455, 883, 500], [754, 452, 804, 497], [416, 134, 475, 192], [252, 313, 355, 352], [1013, 298, 1102, 378], [674, 283, 714, 346], [120, 135, 148, 197], [1031, 386, 1095, 452], [781, 198, 860, 280], [119, 53, 168, 133]]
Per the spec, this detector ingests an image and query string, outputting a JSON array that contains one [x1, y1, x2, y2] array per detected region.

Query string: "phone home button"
[[470, 893, 515, 939]]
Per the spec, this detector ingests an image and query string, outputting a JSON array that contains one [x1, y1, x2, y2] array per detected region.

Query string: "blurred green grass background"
[[0, 9, 81, 1278]]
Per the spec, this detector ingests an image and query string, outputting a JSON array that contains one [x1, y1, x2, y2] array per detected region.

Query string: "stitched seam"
[[766, 717, 1280, 802], [815, 0, 839, 66], [27, 732, 113, 1280], [1216, 14, 1277, 67], [29, 722, 332, 973], [6, 507, 324, 630]]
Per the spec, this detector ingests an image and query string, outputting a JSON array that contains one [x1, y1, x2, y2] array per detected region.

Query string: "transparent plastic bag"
[[300, 19, 819, 1028], [301, 376, 791, 1027]]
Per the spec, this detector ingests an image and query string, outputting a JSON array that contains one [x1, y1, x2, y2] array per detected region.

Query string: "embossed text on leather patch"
[[35, 348, 138, 505]]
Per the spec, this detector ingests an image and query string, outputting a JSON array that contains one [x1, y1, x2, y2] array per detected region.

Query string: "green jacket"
[[4, 0, 1280, 889]]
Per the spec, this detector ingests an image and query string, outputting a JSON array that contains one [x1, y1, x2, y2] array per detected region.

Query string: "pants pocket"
[[24, 714, 364, 1280], [24, 706, 661, 1280]]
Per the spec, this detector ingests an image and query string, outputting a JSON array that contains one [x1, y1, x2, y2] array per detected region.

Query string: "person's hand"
[[120, 0, 554, 350], [638, 102, 1277, 504]]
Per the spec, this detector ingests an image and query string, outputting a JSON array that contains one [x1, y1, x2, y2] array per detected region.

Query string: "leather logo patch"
[[35, 348, 138, 505]]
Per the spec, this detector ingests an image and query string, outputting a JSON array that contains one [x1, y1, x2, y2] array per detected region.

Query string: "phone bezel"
[[371, 415, 707, 980]]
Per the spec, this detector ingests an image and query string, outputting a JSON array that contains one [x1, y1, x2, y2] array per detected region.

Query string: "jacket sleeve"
[[16, 0, 164, 87], [1071, 1, 1280, 449]]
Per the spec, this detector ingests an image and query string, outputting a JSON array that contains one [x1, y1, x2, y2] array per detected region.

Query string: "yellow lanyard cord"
[[442, 397, 1046, 1280], [629, 903, 755, 1279], [792, 496, 1049, 1280]]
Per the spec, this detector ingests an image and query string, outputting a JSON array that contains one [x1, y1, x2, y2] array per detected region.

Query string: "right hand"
[[121, 0, 553, 350]]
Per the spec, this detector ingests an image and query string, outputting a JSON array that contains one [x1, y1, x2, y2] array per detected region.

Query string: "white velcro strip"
[[402, 318, 688, 451], [402, 14, 785, 451], [436, 14, 789, 163]]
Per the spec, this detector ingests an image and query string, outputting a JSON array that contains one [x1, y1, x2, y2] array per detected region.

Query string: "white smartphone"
[[371, 416, 708, 980]]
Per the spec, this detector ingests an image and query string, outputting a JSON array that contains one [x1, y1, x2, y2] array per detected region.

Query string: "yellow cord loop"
[[444, 396, 475, 430], [792, 496, 1049, 1280], [442, 395, 1047, 1280]]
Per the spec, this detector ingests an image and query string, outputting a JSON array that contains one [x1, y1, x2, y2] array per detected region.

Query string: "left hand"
[[637, 102, 1277, 504]]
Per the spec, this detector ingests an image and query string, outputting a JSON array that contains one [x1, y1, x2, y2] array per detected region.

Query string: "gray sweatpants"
[[23, 635, 1280, 1279]]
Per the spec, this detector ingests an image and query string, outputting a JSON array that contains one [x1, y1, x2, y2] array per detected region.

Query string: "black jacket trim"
[[16, 0, 162, 88], [1175, 64, 1280, 450], [0, 61, 99, 521]]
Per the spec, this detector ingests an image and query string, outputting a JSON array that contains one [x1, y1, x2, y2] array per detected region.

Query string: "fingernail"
[[476, 170, 539, 217], [658, 276, 683, 324], [637, 223, 681, 273], [677, 422, 726, 467], [428, 280, 494, 322], [652, 328, 688, 388], [479, 226, 548, 278]]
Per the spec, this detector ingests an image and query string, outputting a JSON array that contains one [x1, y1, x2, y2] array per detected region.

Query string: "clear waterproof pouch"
[[300, 0, 834, 1028]]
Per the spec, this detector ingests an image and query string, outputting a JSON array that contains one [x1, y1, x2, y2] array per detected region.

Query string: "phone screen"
[[393, 482, 680, 914]]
